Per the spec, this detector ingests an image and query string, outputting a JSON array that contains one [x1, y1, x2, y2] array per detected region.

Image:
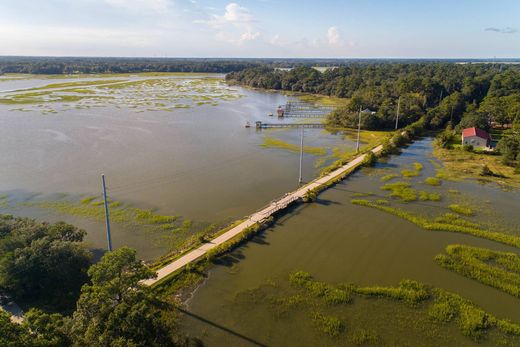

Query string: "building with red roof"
[[461, 127, 491, 148]]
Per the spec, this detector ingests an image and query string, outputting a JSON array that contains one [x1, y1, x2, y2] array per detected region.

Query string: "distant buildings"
[[461, 127, 492, 149]]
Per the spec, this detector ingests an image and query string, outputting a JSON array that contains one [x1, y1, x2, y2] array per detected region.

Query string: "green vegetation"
[[289, 271, 352, 305], [0, 57, 258, 74], [380, 181, 417, 202], [401, 162, 423, 178], [284, 271, 520, 342], [380, 173, 399, 182], [425, 177, 442, 186], [23, 198, 183, 231], [312, 312, 344, 337], [350, 200, 520, 248], [448, 204, 474, 216], [0, 215, 90, 312], [419, 191, 442, 201], [0, 246, 197, 346], [433, 131, 520, 189], [435, 245, 520, 298], [261, 136, 327, 156]]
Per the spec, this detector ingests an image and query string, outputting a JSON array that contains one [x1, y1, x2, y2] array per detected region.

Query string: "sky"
[[0, 0, 519, 58]]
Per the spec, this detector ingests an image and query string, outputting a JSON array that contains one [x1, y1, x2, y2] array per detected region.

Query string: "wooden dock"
[[256, 122, 325, 129]]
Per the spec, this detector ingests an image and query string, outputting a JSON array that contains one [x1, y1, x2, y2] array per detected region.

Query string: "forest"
[[227, 63, 520, 169], [0, 215, 200, 347]]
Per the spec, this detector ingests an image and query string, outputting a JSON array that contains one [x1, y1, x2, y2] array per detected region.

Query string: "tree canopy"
[[0, 215, 91, 311]]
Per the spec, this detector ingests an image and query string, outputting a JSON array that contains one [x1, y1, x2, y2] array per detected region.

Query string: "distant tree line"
[[0, 57, 263, 74], [0, 215, 200, 347], [0, 57, 513, 75]]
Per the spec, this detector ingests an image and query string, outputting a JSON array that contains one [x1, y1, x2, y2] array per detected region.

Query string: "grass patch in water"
[[435, 245, 520, 299], [22, 198, 180, 229], [448, 204, 474, 216], [425, 177, 441, 186], [419, 191, 442, 201], [380, 174, 399, 182], [261, 136, 327, 156], [350, 199, 520, 248], [286, 271, 520, 342], [312, 312, 344, 337], [401, 169, 420, 177], [401, 162, 423, 178], [380, 182, 417, 202], [352, 192, 374, 197]]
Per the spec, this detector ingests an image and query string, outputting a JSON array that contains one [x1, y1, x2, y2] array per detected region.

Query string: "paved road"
[[143, 145, 383, 286]]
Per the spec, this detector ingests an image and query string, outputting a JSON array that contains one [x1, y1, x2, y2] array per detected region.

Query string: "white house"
[[461, 127, 491, 149]]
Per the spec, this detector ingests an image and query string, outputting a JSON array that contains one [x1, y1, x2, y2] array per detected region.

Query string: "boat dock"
[[254, 121, 325, 129]]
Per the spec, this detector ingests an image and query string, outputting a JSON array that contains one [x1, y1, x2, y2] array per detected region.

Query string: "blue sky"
[[0, 0, 519, 58]]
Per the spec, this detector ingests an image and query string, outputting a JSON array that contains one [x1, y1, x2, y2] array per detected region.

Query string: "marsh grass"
[[312, 312, 345, 337], [22, 198, 182, 232], [435, 245, 520, 298], [350, 199, 520, 248], [262, 136, 327, 156], [380, 174, 399, 182], [448, 204, 474, 216], [286, 271, 520, 342], [419, 191, 442, 201], [425, 177, 442, 186], [380, 182, 417, 202]]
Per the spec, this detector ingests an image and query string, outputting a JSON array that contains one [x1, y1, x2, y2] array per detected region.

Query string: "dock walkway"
[[143, 144, 383, 286]]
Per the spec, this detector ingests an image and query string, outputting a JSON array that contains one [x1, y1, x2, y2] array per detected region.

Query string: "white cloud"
[[103, 0, 170, 13], [197, 2, 259, 45], [327, 26, 342, 46], [209, 2, 254, 27]]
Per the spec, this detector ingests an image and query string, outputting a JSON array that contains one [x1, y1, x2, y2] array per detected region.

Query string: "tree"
[[0, 310, 34, 347], [497, 123, 520, 166], [69, 247, 197, 347], [0, 216, 91, 311], [457, 104, 490, 131]]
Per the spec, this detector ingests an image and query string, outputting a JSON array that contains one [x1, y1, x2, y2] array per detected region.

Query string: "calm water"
[[182, 139, 520, 346], [0, 74, 352, 259]]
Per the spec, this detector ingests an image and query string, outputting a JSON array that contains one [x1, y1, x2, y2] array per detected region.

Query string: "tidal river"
[[0, 73, 353, 259]]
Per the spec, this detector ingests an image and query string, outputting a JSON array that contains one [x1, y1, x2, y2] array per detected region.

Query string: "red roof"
[[462, 127, 490, 140]]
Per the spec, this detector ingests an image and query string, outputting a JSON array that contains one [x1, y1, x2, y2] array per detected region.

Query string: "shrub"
[[362, 152, 377, 167], [463, 144, 474, 152], [480, 165, 494, 176]]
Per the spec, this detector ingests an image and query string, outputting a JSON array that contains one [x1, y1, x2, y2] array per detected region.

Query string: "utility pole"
[[298, 125, 304, 184], [395, 96, 401, 130], [356, 106, 362, 153], [101, 174, 112, 252]]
